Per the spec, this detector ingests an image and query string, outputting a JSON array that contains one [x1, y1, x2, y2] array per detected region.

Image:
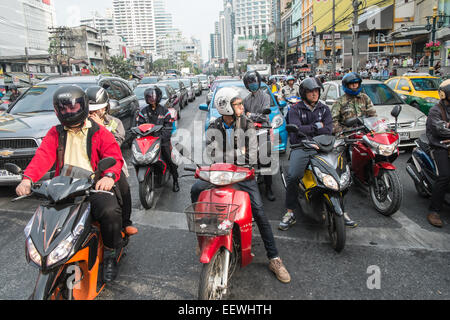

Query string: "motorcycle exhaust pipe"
[[406, 164, 421, 185]]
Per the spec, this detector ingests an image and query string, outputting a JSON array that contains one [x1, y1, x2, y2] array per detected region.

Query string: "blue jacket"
[[288, 100, 333, 145]]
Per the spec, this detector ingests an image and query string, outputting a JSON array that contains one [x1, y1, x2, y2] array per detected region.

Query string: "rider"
[[281, 76, 300, 101], [9, 85, 20, 103], [15, 85, 124, 283], [425, 79, 450, 228], [331, 72, 377, 134], [268, 76, 281, 94], [86, 86, 138, 236], [243, 70, 276, 201], [191, 87, 291, 284], [278, 77, 334, 231], [137, 86, 180, 192]]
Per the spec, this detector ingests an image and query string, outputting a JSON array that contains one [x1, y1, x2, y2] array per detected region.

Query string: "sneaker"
[[344, 212, 358, 228], [269, 257, 291, 284], [279, 212, 296, 231]]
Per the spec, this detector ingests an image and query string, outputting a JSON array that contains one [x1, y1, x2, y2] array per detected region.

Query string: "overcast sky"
[[54, 0, 223, 61]]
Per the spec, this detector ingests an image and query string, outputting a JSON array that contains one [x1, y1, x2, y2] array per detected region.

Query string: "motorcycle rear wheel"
[[139, 172, 155, 210], [369, 170, 403, 216], [198, 248, 232, 300]]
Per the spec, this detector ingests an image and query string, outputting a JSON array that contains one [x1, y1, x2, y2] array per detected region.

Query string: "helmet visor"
[[145, 90, 158, 105], [57, 101, 82, 115]]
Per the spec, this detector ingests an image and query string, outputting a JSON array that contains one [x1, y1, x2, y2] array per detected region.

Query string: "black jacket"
[[138, 104, 173, 146], [426, 101, 450, 149], [206, 116, 258, 166]]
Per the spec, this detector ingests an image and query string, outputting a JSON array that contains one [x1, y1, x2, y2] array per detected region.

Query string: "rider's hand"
[[16, 179, 32, 197], [246, 112, 252, 118], [96, 177, 115, 192], [89, 113, 103, 126]]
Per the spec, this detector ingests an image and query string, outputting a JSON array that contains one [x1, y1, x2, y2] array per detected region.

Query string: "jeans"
[[191, 179, 279, 260], [430, 148, 450, 213], [285, 148, 317, 210], [90, 191, 122, 249]]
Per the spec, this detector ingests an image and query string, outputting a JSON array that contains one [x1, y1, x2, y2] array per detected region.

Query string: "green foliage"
[[105, 56, 135, 79]]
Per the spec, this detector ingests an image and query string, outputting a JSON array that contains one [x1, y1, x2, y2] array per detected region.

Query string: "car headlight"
[[132, 142, 160, 165], [26, 237, 42, 266], [46, 204, 90, 267], [200, 171, 248, 186], [416, 115, 427, 127], [271, 114, 284, 129], [313, 167, 339, 191], [425, 97, 440, 105]]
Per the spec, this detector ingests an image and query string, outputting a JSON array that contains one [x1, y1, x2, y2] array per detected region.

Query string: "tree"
[[105, 55, 135, 79]]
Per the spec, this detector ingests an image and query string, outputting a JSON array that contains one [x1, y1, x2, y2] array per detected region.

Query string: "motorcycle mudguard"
[[373, 162, 396, 177], [324, 194, 344, 217], [197, 187, 254, 268], [137, 167, 151, 183], [31, 268, 62, 300]]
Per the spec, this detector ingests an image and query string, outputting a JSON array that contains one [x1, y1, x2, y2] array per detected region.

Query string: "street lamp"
[[425, 7, 450, 76]]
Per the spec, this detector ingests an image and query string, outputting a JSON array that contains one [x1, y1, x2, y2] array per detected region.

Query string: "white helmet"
[[214, 87, 240, 116]]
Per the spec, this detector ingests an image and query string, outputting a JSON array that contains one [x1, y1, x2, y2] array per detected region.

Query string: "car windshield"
[[134, 86, 168, 100], [140, 77, 158, 84], [9, 83, 94, 114], [160, 81, 180, 90], [361, 84, 404, 105], [410, 78, 441, 91], [198, 76, 208, 81], [181, 80, 191, 87], [212, 86, 250, 108]]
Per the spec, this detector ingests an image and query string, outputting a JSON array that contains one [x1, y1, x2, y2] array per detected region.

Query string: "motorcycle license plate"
[[399, 132, 409, 141]]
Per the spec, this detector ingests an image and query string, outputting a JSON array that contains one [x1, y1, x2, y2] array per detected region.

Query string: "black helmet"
[[144, 86, 162, 105], [439, 79, 450, 101], [243, 70, 262, 92], [53, 85, 89, 127], [299, 77, 323, 101], [342, 72, 363, 96], [86, 86, 110, 113]]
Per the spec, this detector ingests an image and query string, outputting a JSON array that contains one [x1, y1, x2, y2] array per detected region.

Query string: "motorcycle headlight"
[[365, 137, 399, 156], [201, 171, 248, 186], [271, 114, 284, 129], [46, 204, 90, 267], [26, 237, 42, 266], [416, 115, 427, 128], [313, 167, 339, 191], [132, 142, 161, 165]]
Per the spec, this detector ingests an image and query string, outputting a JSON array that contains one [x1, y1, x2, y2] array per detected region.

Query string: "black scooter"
[[6, 158, 128, 300]]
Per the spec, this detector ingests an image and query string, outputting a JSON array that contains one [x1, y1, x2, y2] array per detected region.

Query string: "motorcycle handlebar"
[[184, 167, 197, 172]]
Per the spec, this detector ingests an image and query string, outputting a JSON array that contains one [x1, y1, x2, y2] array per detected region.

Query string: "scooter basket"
[[184, 202, 240, 236]]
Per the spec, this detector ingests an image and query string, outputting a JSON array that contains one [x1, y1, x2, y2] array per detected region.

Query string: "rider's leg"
[[428, 148, 450, 227], [117, 174, 138, 236], [161, 145, 180, 192]]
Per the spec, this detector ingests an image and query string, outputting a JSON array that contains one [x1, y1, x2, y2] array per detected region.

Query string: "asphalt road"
[[1, 91, 450, 300]]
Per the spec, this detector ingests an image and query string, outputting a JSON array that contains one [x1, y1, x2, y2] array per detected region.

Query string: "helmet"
[[299, 77, 322, 102], [53, 85, 89, 127], [439, 79, 450, 101], [342, 72, 363, 96], [144, 86, 162, 105], [243, 70, 262, 92], [214, 87, 240, 116], [286, 76, 295, 82], [86, 86, 110, 112]]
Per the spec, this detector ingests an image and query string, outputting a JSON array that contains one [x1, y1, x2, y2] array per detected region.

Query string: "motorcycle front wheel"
[[369, 169, 403, 216], [198, 248, 232, 300], [326, 205, 346, 253], [139, 171, 155, 210]]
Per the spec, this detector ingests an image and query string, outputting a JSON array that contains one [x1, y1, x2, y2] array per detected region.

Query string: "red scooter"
[[130, 124, 172, 209], [344, 105, 403, 216], [184, 164, 255, 300]]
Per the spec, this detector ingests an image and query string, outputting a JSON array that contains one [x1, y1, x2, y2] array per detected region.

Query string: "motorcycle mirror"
[[391, 105, 402, 118], [4, 163, 22, 175], [263, 108, 271, 115], [286, 124, 299, 133], [98, 157, 117, 172], [343, 118, 358, 128]]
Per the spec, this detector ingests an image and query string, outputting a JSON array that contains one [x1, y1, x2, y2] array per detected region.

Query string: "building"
[[80, 10, 115, 34], [219, 2, 235, 61], [70, 25, 111, 70], [0, 0, 56, 56]]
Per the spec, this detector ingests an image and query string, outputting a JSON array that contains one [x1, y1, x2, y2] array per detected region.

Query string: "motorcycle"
[[130, 123, 173, 210], [5, 158, 128, 300], [184, 164, 256, 300], [280, 125, 351, 252], [344, 105, 403, 216], [406, 134, 450, 202], [251, 109, 273, 183]]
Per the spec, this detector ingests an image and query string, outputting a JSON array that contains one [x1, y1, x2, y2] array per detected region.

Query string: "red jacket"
[[24, 121, 124, 183]]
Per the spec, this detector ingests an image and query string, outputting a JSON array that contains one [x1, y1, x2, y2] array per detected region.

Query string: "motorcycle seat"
[[418, 134, 431, 154]]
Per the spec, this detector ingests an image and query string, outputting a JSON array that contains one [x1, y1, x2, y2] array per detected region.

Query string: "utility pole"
[[48, 27, 75, 75], [25, 47, 31, 84], [352, 0, 360, 73], [284, 28, 288, 72], [312, 27, 317, 74], [332, 0, 336, 75]]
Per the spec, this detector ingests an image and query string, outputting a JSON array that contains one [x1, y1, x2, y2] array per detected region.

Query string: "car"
[[158, 79, 189, 110], [188, 76, 202, 96], [322, 79, 427, 148], [198, 81, 288, 153], [385, 73, 441, 115], [196, 74, 209, 91], [0, 75, 140, 186], [206, 79, 241, 106], [180, 78, 196, 102], [133, 84, 178, 134], [140, 76, 161, 85]]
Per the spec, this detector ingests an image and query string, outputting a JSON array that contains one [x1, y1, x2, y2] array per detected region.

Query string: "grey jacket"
[[426, 101, 450, 149]]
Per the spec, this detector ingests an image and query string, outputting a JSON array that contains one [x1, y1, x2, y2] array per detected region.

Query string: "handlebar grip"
[[184, 167, 197, 172]]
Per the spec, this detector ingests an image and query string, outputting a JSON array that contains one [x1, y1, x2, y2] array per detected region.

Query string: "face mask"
[[249, 83, 259, 92]]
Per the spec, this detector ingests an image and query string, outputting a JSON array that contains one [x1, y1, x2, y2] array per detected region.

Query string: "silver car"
[[181, 79, 195, 102], [322, 80, 427, 148]]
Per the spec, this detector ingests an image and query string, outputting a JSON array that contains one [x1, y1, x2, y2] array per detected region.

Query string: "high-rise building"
[[0, 0, 56, 56], [233, 0, 271, 39], [219, 2, 235, 61], [80, 11, 115, 34]]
